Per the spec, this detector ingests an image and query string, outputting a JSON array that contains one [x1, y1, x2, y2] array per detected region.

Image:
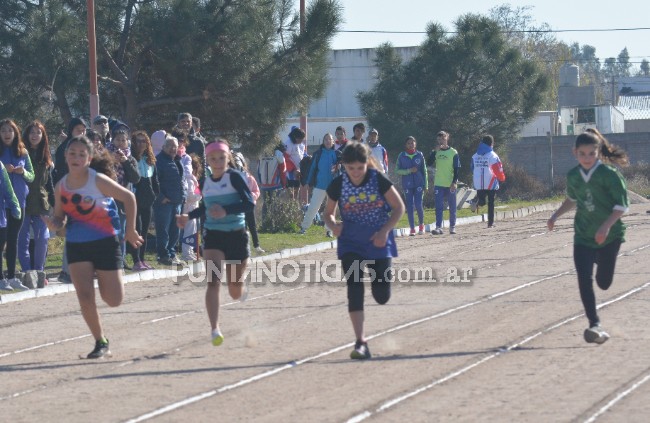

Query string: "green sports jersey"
[[433, 147, 459, 188], [566, 161, 628, 248]]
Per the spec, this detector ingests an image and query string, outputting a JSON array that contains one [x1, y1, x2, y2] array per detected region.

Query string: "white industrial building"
[[280, 47, 418, 147]]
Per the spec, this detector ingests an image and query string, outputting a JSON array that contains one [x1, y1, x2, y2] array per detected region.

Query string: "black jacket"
[[133, 159, 160, 208]]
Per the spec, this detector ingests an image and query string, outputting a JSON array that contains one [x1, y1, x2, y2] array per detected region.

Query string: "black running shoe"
[[87, 339, 111, 359], [350, 340, 371, 360]]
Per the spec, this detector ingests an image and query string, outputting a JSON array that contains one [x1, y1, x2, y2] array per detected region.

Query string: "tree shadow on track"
[[315, 348, 498, 365], [510, 345, 594, 351], [78, 360, 291, 380], [0, 360, 115, 372]]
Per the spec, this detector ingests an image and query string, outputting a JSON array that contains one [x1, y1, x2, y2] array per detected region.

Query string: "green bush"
[[499, 161, 553, 201], [260, 192, 303, 233]]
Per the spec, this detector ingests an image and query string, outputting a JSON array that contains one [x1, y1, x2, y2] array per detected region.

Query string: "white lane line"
[[346, 282, 650, 422], [0, 334, 90, 359], [123, 270, 572, 422], [140, 286, 307, 325], [624, 243, 650, 254], [0, 287, 307, 358], [145, 311, 199, 324], [583, 371, 650, 423], [0, 385, 48, 402], [487, 271, 571, 299]]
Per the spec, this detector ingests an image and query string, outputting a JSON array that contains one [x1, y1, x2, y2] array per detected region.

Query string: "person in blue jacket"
[[0, 119, 34, 290], [154, 134, 186, 266], [395, 136, 427, 236], [300, 133, 341, 236]]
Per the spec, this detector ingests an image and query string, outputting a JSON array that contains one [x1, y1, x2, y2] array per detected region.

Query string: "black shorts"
[[67, 236, 121, 271], [286, 179, 300, 188], [203, 228, 250, 262]]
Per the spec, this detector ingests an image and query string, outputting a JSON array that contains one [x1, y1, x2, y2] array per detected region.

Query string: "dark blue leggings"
[[5, 209, 24, 278], [434, 186, 456, 228], [404, 187, 424, 229], [341, 253, 392, 312], [573, 240, 621, 327]]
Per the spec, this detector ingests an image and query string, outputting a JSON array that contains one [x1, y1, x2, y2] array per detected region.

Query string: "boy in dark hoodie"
[[53, 117, 88, 185]]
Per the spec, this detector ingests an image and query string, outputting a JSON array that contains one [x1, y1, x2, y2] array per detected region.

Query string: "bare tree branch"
[[117, 0, 138, 67], [98, 75, 124, 87], [99, 43, 129, 84]]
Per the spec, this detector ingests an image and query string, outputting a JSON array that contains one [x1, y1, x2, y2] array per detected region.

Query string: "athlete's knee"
[[104, 296, 122, 307], [371, 267, 391, 305], [101, 289, 123, 307], [595, 276, 614, 291]]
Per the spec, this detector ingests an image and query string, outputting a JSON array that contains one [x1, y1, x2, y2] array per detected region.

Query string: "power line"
[[339, 27, 650, 34], [329, 61, 650, 69]]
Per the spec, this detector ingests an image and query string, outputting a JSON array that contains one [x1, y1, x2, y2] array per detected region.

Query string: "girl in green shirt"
[[547, 129, 629, 345]]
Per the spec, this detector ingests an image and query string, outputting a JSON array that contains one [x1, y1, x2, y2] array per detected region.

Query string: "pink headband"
[[205, 141, 230, 155]]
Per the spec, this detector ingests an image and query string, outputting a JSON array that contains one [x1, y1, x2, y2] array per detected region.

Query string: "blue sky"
[[330, 0, 650, 64]]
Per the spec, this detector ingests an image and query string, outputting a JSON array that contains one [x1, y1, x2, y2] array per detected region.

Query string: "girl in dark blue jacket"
[[395, 136, 427, 235]]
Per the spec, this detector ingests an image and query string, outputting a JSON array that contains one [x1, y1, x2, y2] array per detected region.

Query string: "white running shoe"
[[8, 278, 29, 291], [584, 325, 609, 344], [255, 246, 266, 254], [0, 279, 14, 291]]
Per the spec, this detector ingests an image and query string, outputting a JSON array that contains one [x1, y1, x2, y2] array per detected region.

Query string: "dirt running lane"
[[0, 205, 648, 423]]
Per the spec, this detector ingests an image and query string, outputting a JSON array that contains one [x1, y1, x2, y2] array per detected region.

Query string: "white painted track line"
[[345, 282, 650, 422], [123, 270, 574, 422]]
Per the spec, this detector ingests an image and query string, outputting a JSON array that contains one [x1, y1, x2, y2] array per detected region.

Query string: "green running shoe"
[[212, 330, 224, 346]]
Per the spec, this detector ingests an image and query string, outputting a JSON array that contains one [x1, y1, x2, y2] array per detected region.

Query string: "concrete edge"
[[0, 201, 562, 305]]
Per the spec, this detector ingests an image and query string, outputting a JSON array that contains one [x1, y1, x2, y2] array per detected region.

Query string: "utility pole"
[[87, 0, 99, 120], [548, 131, 554, 190], [299, 0, 307, 141]]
